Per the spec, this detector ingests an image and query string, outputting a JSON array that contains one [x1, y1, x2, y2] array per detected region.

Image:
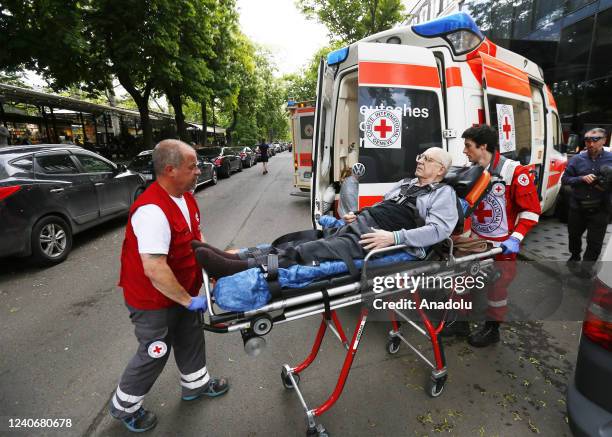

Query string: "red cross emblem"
[[474, 202, 493, 223], [374, 119, 393, 139], [148, 341, 167, 358], [502, 116, 512, 140]]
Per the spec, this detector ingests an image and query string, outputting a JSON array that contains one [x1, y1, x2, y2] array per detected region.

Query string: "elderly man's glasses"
[[584, 136, 604, 143], [416, 153, 444, 167]]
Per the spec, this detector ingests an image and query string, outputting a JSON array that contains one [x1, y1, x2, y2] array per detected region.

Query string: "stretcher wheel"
[[306, 425, 329, 437], [252, 316, 273, 336], [281, 368, 300, 389], [427, 375, 447, 398], [386, 338, 401, 355]]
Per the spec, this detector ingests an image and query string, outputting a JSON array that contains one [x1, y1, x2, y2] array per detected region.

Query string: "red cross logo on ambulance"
[[496, 104, 516, 154], [147, 340, 168, 359], [363, 108, 402, 149]]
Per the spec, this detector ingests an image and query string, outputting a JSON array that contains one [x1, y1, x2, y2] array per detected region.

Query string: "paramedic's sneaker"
[[566, 256, 581, 275], [111, 407, 157, 433], [182, 377, 229, 401], [439, 320, 470, 337], [467, 321, 500, 347]]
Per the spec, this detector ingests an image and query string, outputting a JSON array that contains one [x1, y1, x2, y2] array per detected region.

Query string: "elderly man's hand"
[[343, 212, 357, 223], [359, 228, 395, 251]]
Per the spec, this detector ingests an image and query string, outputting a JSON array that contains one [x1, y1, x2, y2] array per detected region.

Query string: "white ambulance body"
[[311, 12, 567, 226], [289, 102, 316, 191]]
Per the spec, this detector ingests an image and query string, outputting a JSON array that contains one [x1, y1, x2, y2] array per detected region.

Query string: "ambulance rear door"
[[479, 52, 535, 167], [357, 42, 446, 208], [292, 107, 315, 190]]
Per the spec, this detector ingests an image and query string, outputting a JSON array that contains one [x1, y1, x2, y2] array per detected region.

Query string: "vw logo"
[[352, 162, 366, 177]]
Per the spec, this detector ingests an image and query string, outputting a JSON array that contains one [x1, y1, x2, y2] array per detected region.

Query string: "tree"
[[296, 0, 408, 43], [283, 43, 343, 102]]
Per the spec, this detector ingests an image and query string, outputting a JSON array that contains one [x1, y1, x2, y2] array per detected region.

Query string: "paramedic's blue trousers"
[[110, 305, 209, 418]]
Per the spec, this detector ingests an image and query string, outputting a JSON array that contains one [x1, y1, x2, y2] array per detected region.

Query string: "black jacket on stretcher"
[[274, 180, 458, 271]]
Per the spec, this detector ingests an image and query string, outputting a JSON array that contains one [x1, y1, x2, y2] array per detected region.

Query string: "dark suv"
[[567, 237, 612, 436], [0, 144, 146, 265]]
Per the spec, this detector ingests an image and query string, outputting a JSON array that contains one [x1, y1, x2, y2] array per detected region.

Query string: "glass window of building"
[[431, 0, 440, 17], [534, 0, 564, 29], [512, 0, 534, 39], [590, 7, 612, 80], [489, 0, 514, 43], [556, 16, 594, 82], [565, 0, 596, 14], [420, 5, 429, 23]]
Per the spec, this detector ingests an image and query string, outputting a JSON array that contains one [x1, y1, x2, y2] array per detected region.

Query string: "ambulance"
[[288, 100, 316, 191], [310, 12, 567, 226]]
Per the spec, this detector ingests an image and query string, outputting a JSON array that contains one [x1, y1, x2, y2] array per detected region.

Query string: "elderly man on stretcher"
[[194, 147, 458, 284]]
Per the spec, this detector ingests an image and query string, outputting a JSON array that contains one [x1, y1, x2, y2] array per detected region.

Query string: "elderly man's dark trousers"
[[568, 207, 609, 262]]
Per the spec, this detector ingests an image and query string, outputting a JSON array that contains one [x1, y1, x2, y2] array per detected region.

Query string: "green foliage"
[[282, 42, 343, 102], [296, 0, 408, 43]]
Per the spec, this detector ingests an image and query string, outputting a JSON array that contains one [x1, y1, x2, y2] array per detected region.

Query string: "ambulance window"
[[487, 96, 532, 165], [358, 87, 442, 184]]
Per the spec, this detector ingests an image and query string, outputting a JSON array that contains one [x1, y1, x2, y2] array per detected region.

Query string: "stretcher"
[[197, 166, 501, 437]]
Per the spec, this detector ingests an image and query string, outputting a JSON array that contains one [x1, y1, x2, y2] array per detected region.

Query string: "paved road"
[[0, 153, 583, 436]]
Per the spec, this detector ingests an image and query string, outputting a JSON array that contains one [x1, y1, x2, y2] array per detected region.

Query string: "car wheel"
[[237, 161, 243, 172], [210, 168, 218, 185], [222, 163, 231, 178], [30, 215, 73, 266]]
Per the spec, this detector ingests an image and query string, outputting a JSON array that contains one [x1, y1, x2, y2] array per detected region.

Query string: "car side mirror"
[[116, 163, 127, 173]]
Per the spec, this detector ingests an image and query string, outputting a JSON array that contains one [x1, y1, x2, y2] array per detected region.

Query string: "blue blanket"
[[213, 251, 417, 312]]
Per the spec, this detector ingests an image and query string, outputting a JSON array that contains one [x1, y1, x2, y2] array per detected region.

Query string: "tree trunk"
[[201, 100, 208, 145], [225, 109, 238, 146], [168, 92, 188, 142], [116, 74, 153, 149]]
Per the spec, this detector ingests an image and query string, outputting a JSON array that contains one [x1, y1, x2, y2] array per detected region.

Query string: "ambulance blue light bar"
[[412, 12, 484, 55], [412, 12, 483, 39], [327, 47, 349, 65]]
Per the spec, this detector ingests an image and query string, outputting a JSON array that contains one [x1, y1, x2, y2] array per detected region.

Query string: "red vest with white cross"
[[471, 152, 541, 243], [119, 182, 203, 310]]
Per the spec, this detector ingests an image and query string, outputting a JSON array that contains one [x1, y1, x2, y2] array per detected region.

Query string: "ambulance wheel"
[[427, 375, 447, 398], [387, 338, 401, 355], [281, 368, 300, 389]]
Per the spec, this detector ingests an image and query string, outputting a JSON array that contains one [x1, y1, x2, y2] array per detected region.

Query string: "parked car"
[[231, 146, 256, 168], [196, 146, 241, 178], [273, 143, 282, 153], [128, 150, 217, 187], [567, 237, 612, 436], [0, 144, 146, 265]]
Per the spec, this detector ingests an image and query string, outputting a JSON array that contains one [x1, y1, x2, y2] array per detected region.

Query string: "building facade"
[[405, 0, 612, 143]]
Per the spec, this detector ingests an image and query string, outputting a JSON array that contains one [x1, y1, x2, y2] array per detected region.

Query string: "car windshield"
[[198, 147, 222, 158], [128, 155, 152, 172]]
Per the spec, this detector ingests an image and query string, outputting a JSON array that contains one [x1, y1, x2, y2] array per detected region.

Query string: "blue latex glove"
[[500, 236, 521, 254], [187, 296, 208, 312], [318, 215, 345, 228]]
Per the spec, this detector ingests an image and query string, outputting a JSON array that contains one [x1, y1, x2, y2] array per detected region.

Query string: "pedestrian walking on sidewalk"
[[258, 138, 270, 175], [562, 128, 612, 278], [110, 139, 229, 433]]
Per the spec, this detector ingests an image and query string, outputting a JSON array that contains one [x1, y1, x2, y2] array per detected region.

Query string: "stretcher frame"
[[198, 241, 502, 436]]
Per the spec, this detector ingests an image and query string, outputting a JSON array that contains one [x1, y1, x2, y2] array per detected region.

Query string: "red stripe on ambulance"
[[359, 62, 440, 88]]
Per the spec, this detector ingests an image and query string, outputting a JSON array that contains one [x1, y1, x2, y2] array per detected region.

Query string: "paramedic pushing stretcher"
[[445, 125, 541, 347], [110, 140, 228, 433], [194, 147, 458, 278]]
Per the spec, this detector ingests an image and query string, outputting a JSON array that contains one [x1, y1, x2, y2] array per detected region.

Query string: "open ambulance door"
[[479, 52, 539, 175], [311, 57, 330, 228], [356, 42, 446, 209]]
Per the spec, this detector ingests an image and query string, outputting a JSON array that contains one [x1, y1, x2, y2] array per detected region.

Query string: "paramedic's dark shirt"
[[259, 143, 269, 158], [561, 150, 612, 209]]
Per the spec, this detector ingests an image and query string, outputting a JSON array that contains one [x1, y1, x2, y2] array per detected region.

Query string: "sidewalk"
[[521, 215, 612, 262]]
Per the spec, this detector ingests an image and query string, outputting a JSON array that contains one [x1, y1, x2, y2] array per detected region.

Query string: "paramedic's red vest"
[[119, 182, 203, 310]]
